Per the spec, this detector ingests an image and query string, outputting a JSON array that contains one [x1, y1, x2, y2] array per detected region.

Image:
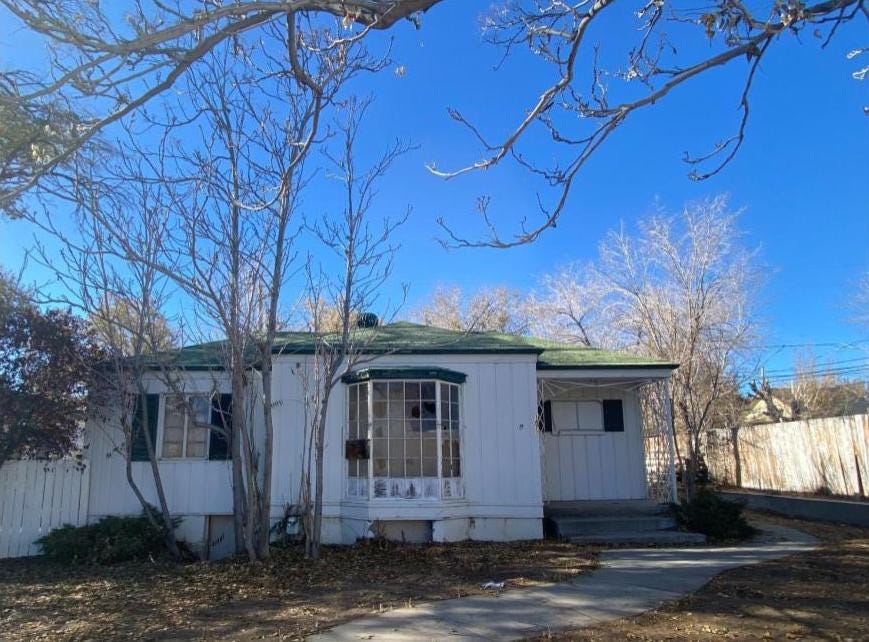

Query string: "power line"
[[753, 339, 869, 349], [743, 363, 869, 384]]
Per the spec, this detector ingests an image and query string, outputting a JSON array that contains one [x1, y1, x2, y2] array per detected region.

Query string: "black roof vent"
[[357, 312, 379, 328]]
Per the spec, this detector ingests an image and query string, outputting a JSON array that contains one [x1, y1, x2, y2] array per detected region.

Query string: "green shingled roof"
[[525, 338, 678, 370], [144, 321, 676, 371]]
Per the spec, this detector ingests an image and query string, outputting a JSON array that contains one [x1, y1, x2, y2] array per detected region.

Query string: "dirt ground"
[[0, 538, 596, 641], [534, 511, 869, 641]]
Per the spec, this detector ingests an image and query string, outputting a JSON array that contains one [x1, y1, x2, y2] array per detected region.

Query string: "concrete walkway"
[[310, 525, 817, 642]]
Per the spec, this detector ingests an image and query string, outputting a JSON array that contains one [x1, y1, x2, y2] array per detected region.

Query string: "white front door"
[[541, 394, 647, 501]]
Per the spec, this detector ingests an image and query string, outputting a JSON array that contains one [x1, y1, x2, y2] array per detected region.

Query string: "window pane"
[[373, 382, 388, 402], [189, 396, 211, 425], [440, 400, 449, 422], [405, 401, 421, 420], [405, 436, 422, 460], [388, 398, 404, 418], [421, 382, 436, 400], [450, 402, 460, 423], [162, 396, 185, 458], [162, 440, 183, 458], [421, 401, 436, 420], [406, 418, 421, 434], [406, 457, 421, 476], [421, 418, 437, 433], [349, 386, 358, 421], [359, 385, 369, 424], [388, 437, 404, 459], [373, 457, 388, 476], [405, 382, 420, 400], [451, 438, 460, 461], [422, 458, 437, 476], [186, 423, 208, 458], [388, 418, 405, 437], [421, 435, 437, 458], [442, 457, 456, 478], [349, 419, 359, 440], [449, 385, 458, 403], [373, 435, 388, 454], [372, 420, 387, 438], [389, 458, 405, 477]]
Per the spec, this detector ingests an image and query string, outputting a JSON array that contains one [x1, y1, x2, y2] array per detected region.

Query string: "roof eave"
[[536, 362, 679, 371]]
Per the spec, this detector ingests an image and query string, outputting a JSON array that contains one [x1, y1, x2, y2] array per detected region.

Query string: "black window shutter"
[[130, 394, 159, 461], [538, 400, 553, 433], [209, 394, 233, 461], [603, 399, 625, 432]]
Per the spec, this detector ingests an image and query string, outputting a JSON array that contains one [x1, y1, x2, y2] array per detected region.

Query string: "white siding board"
[[0, 461, 90, 558]]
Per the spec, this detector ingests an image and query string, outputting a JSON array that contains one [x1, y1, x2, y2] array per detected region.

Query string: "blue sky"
[[2, 2, 868, 377]]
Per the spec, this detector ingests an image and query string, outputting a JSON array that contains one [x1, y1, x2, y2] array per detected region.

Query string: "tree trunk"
[[131, 387, 181, 561], [233, 362, 259, 562], [257, 353, 274, 559], [125, 441, 181, 561], [730, 425, 743, 487], [307, 390, 330, 559], [230, 367, 248, 556]]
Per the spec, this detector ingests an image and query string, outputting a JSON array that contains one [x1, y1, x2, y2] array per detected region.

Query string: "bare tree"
[[433, 0, 868, 247], [35, 200, 185, 560], [412, 285, 530, 334], [300, 96, 411, 558], [791, 351, 869, 418], [0, 0, 440, 213], [88, 295, 175, 356], [534, 196, 760, 497], [22, 15, 383, 561], [526, 264, 608, 346]]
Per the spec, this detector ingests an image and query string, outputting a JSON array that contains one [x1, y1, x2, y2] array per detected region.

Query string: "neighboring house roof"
[[142, 321, 677, 371], [743, 395, 796, 425]]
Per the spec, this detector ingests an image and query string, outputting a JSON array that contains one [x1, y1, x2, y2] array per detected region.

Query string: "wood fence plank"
[[0, 461, 89, 558], [708, 414, 869, 497]]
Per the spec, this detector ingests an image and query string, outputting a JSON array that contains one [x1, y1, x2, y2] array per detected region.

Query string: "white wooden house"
[[83, 321, 678, 556]]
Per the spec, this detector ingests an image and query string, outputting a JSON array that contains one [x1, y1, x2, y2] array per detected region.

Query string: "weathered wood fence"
[[707, 414, 869, 497], [0, 460, 90, 558]]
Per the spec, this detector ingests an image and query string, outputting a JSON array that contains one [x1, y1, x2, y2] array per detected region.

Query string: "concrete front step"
[[568, 530, 707, 546], [554, 515, 677, 535], [545, 500, 668, 517]]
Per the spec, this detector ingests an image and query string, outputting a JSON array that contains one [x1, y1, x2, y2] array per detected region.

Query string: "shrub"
[[678, 489, 756, 542], [37, 508, 181, 564]]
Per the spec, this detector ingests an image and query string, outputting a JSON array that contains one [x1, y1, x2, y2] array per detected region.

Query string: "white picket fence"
[[0, 460, 90, 558]]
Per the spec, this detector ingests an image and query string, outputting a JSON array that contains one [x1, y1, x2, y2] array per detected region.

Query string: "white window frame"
[[157, 393, 212, 460], [344, 379, 464, 501], [552, 400, 606, 434]]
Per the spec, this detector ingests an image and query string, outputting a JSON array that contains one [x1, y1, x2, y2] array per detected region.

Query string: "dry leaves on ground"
[[0, 538, 597, 641]]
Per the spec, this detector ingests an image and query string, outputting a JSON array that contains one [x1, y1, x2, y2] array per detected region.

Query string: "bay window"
[[345, 372, 464, 500]]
